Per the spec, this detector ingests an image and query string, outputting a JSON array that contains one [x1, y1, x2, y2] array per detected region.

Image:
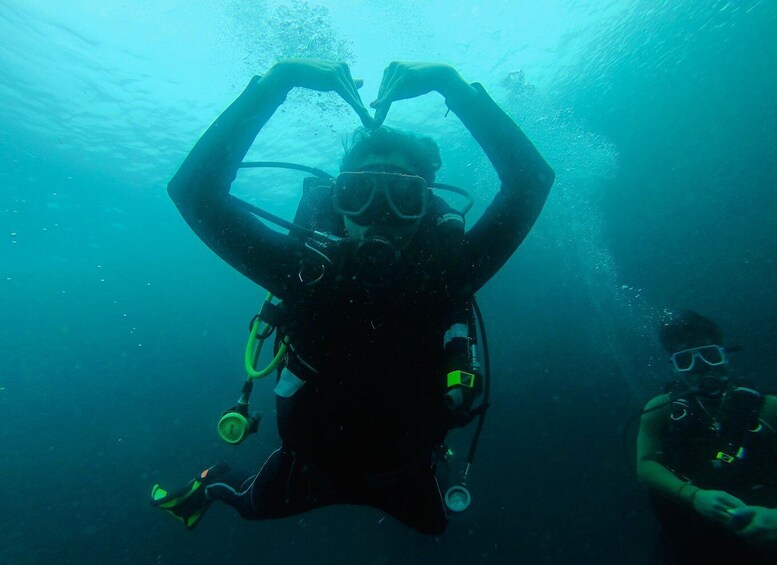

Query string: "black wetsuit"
[[168, 75, 554, 534], [651, 386, 777, 563]]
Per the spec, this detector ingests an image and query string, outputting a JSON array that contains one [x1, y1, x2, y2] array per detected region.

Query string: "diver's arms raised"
[[372, 62, 555, 292], [441, 71, 555, 292], [168, 60, 373, 296], [168, 72, 299, 296]]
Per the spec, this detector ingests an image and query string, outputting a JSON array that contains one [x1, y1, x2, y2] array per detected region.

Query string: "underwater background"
[[2, 0, 776, 563]]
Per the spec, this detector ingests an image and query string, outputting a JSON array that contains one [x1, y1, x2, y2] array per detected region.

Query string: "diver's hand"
[[370, 61, 475, 127], [264, 59, 375, 127], [691, 489, 747, 523], [732, 506, 777, 545]]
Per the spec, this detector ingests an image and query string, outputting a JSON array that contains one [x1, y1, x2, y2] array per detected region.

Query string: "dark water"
[[2, 0, 775, 563]]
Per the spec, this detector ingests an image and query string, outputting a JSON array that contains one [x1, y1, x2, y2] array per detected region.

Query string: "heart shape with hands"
[[267, 59, 465, 129]]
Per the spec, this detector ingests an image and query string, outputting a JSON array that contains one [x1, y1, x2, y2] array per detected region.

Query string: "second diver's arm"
[[636, 395, 701, 505]]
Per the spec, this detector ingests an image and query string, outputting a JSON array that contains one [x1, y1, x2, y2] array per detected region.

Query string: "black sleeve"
[[444, 83, 555, 294], [167, 75, 305, 299]]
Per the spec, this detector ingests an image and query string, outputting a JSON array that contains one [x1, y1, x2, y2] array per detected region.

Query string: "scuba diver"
[[636, 311, 777, 562], [151, 59, 554, 535]]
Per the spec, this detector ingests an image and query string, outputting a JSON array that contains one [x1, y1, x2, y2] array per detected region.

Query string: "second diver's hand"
[[262, 59, 375, 128], [691, 489, 747, 524], [370, 61, 478, 127]]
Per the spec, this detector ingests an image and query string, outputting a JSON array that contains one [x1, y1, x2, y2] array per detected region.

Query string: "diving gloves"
[[150, 463, 229, 529]]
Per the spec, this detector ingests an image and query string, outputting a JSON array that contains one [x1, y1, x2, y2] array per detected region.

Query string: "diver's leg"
[[206, 446, 337, 519], [204, 448, 286, 518]]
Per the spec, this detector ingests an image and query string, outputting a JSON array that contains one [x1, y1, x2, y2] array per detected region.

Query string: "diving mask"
[[333, 171, 428, 223], [671, 345, 728, 372]]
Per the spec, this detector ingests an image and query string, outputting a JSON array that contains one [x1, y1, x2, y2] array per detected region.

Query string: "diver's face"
[[670, 340, 729, 394], [339, 153, 425, 247]]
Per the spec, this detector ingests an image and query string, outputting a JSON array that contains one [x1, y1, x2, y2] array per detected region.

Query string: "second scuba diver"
[[151, 59, 555, 535], [636, 311, 777, 561]]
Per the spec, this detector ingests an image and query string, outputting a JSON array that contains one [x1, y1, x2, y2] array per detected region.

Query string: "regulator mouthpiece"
[[354, 236, 401, 281]]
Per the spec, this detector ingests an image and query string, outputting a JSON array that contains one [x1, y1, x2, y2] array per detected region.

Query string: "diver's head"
[[341, 126, 442, 188], [659, 310, 730, 396], [334, 127, 441, 284], [338, 126, 441, 243]]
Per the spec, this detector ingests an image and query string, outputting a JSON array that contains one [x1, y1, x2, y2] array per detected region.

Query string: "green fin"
[[151, 484, 169, 503], [150, 479, 211, 529]]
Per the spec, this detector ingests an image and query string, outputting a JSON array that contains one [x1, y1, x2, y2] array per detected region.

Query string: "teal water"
[[2, 1, 775, 563]]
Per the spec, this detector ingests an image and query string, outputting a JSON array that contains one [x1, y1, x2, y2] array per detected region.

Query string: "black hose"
[[239, 161, 334, 180], [467, 297, 490, 465], [228, 195, 329, 242]]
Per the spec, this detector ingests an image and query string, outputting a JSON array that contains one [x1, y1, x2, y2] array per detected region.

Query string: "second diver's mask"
[[670, 345, 728, 372], [334, 171, 428, 284], [671, 344, 743, 398]]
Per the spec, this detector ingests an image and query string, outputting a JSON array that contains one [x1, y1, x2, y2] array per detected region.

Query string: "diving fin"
[[150, 463, 229, 529], [151, 479, 211, 529]]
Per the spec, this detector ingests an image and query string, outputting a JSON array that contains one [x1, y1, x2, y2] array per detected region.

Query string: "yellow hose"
[[244, 292, 288, 379]]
